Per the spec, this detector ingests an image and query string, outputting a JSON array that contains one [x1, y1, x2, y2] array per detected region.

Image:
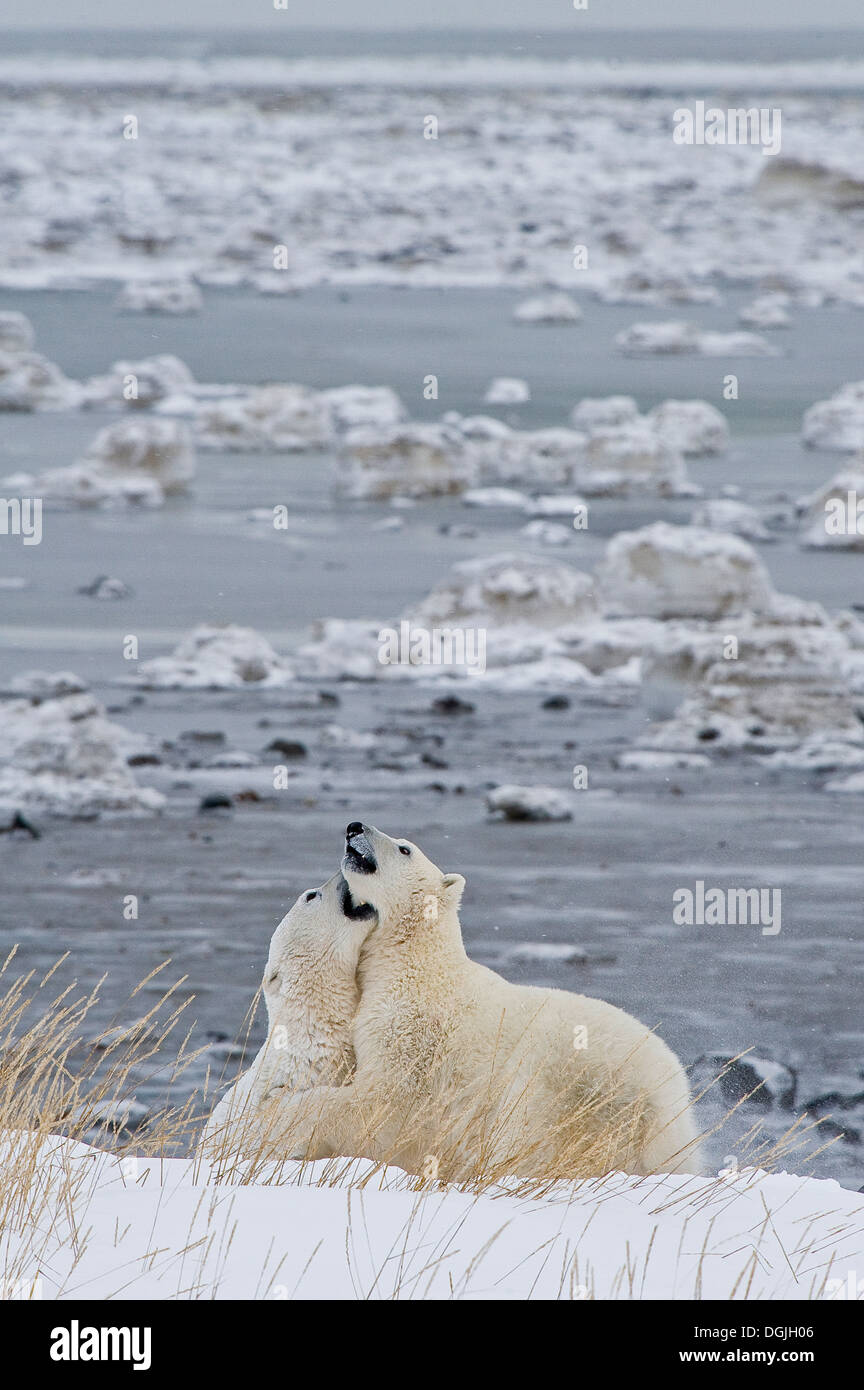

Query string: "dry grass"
[[0, 952, 850, 1300]]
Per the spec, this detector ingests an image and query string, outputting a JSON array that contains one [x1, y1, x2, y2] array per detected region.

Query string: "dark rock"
[[265, 739, 308, 759], [198, 793, 234, 813], [691, 1054, 797, 1110], [432, 696, 475, 716], [542, 695, 571, 710]]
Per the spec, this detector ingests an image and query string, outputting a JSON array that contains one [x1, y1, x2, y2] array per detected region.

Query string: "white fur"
[[271, 826, 701, 1180], [199, 872, 376, 1162]]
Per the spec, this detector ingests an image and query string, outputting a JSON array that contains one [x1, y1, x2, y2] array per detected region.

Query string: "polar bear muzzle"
[[344, 822, 377, 874]]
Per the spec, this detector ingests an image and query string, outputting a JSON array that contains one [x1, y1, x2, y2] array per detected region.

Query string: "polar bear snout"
[[344, 822, 378, 875]]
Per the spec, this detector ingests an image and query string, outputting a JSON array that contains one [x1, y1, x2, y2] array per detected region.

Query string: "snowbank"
[[1, 1133, 860, 1299], [0, 691, 163, 818], [136, 625, 293, 689]]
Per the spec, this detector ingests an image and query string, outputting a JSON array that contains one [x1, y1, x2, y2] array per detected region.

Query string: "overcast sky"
[[1, 0, 862, 30]]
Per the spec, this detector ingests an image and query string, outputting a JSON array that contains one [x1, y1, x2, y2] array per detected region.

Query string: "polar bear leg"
[[254, 1081, 383, 1162]]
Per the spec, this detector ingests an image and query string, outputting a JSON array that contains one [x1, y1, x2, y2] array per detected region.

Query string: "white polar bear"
[[268, 824, 701, 1181], [198, 870, 377, 1164]]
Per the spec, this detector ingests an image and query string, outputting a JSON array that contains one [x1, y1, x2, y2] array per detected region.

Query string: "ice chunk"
[[597, 523, 775, 620], [0, 310, 35, 353], [409, 553, 597, 629], [83, 355, 196, 410], [615, 321, 701, 355], [487, 784, 573, 821], [513, 293, 581, 324], [520, 520, 572, 545], [691, 499, 772, 541], [483, 377, 531, 404], [738, 294, 791, 329], [570, 396, 638, 429], [0, 691, 163, 818], [579, 422, 691, 496], [321, 385, 406, 432], [115, 279, 203, 314], [196, 385, 331, 452], [802, 382, 864, 452], [798, 468, 864, 549], [136, 625, 293, 689], [0, 350, 80, 411], [462, 487, 530, 509], [339, 422, 473, 499], [649, 400, 729, 456]]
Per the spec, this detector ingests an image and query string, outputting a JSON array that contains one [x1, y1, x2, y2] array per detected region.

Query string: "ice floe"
[[338, 421, 472, 499], [738, 293, 792, 329], [13, 418, 196, 507], [487, 784, 573, 821], [616, 321, 777, 357], [82, 354, 197, 411], [570, 396, 638, 430], [409, 553, 598, 629], [690, 499, 773, 542], [195, 384, 332, 452], [647, 400, 729, 456]]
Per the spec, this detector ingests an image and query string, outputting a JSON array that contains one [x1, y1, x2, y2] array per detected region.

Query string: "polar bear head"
[[262, 869, 377, 1027], [341, 822, 465, 934]]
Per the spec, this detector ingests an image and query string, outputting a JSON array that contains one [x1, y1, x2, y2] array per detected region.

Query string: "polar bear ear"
[[441, 873, 466, 910]]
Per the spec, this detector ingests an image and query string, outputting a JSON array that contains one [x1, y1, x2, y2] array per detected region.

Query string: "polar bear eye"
[[398, 845, 411, 856], [304, 890, 318, 902]]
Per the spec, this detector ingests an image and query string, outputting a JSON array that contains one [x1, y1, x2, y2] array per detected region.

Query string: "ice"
[[615, 321, 701, 355], [648, 400, 730, 456], [487, 784, 573, 822], [3, 670, 89, 698], [195, 385, 332, 452], [691, 499, 773, 541], [597, 523, 776, 620], [616, 323, 777, 357], [136, 625, 293, 689], [462, 487, 530, 509], [757, 156, 864, 209], [570, 396, 638, 430], [520, 520, 572, 545], [513, 293, 581, 324], [409, 553, 598, 629], [802, 382, 864, 452], [83, 354, 196, 411], [697, 331, 779, 357], [580, 422, 691, 497], [0, 310, 35, 352], [468, 426, 586, 491], [320, 384, 406, 433], [338, 422, 473, 499], [33, 418, 196, 507], [798, 467, 864, 549], [115, 279, 203, 314], [483, 377, 531, 404], [738, 293, 792, 329], [0, 690, 163, 819], [0, 349, 80, 411], [526, 494, 589, 517]]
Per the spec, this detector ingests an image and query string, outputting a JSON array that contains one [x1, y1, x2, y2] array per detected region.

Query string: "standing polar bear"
[[199, 870, 377, 1164], [270, 824, 701, 1181]]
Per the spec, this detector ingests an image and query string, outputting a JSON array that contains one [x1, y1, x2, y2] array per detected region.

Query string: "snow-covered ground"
[[3, 1134, 862, 1300]]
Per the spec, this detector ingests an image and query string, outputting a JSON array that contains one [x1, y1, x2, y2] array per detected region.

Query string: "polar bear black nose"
[[346, 822, 365, 840]]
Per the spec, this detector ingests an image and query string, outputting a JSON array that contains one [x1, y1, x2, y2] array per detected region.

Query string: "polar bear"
[[198, 870, 377, 1164], [267, 823, 701, 1181]]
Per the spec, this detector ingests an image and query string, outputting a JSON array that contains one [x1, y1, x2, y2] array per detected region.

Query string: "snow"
[[0, 690, 163, 819], [802, 382, 864, 451], [0, 310, 35, 352], [0, 349, 80, 411], [114, 278, 203, 314], [580, 422, 691, 496], [321, 384, 406, 432], [82, 354, 196, 410], [462, 487, 530, 509], [513, 293, 582, 324], [483, 377, 531, 405], [8, 417, 196, 507], [520, 519, 572, 545], [136, 625, 293, 690], [1, 1132, 861, 1299], [597, 524, 776, 620]]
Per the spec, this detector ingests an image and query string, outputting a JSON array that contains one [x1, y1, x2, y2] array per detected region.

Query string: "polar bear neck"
[[358, 895, 467, 989]]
